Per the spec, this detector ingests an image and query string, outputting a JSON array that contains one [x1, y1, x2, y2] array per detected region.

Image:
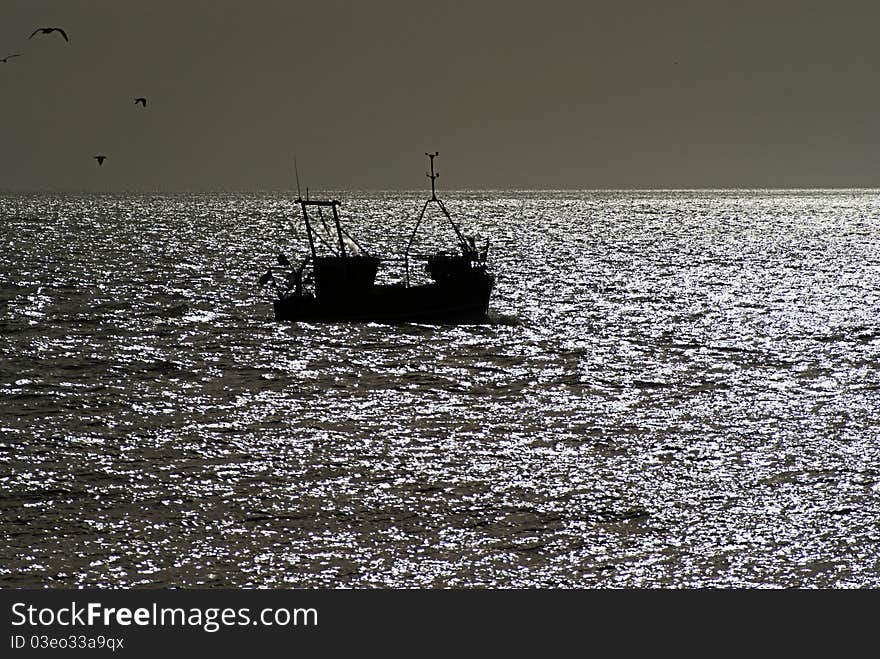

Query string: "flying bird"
[[29, 27, 68, 42], [94, 155, 107, 166], [0, 54, 22, 63], [134, 97, 147, 107]]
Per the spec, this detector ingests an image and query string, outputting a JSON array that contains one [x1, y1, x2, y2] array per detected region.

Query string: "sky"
[[2, 0, 880, 191]]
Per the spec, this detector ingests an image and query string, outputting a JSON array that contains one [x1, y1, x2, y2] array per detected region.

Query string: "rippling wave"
[[2, 189, 880, 587]]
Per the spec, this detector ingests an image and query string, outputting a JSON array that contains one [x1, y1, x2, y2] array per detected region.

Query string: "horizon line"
[[3, 185, 880, 195]]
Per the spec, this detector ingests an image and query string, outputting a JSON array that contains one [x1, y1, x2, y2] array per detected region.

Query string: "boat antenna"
[[426, 151, 439, 201], [294, 157, 302, 198]]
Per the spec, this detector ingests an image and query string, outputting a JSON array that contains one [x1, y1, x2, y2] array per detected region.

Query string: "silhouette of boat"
[[264, 153, 494, 323]]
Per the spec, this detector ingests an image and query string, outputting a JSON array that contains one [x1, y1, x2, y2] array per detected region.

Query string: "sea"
[[2, 189, 880, 588]]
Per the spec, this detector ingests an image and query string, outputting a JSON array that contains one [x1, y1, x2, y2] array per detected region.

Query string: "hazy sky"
[[2, 1, 880, 191]]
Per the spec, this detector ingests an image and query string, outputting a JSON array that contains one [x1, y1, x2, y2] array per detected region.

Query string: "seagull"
[[94, 155, 107, 166], [0, 54, 22, 63], [29, 27, 68, 42], [134, 97, 147, 107]]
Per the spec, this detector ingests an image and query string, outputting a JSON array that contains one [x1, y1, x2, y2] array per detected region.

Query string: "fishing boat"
[[260, 152, 494, 323]]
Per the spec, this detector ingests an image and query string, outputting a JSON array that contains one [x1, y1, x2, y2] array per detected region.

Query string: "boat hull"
[[273, 275, 494, 324]]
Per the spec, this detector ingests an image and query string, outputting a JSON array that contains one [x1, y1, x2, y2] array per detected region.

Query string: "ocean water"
[[2, 188, 880, 588]]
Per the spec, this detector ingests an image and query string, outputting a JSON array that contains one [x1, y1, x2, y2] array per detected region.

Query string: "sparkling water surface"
[[2, 189, 880, 587]]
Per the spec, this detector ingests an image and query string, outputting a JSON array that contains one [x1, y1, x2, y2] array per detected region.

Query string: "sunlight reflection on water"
[[2, 189, 880, 587]]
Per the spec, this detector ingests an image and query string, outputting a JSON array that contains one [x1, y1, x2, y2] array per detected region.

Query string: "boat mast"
[[406, 152, 471, 263], [297, 198, 345, 260], [427, 151, 439, 201], [298, 199, 317, 260]]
